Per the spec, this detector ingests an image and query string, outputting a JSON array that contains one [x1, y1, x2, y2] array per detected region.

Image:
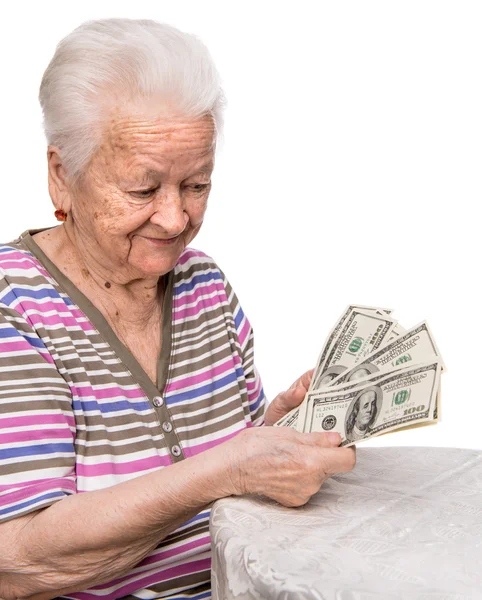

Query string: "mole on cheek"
[[81, 268, 90, 279]]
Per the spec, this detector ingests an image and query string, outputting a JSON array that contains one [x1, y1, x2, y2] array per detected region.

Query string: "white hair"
[[39, 18, 227, 183]]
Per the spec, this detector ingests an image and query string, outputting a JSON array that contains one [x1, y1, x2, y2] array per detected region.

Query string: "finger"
[[318, 446, 357, 474], [300, 368, 315, 389]]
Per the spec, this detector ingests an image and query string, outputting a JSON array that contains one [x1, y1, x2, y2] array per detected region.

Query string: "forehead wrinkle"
[[109, 113, 214, 143], [109, 131, 214, 166], [100, 113, 215, 184]]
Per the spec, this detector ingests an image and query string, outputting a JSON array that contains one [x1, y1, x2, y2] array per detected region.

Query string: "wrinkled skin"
[[45, 106, 216, 289]]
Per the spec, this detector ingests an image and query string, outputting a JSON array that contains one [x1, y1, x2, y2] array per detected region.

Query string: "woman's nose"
[[150, 190, 188, 234]]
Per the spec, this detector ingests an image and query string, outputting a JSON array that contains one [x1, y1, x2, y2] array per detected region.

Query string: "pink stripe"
[[0, 413, 76, 429], [93, 536, 210, 589], [25, 312, 92, 332], [0, 259, 37, 269], [0, 339, 54, 364], [69, 307, 89, 320], [0, 428, 73, 445], [71, 558, 211, 600], [177, 248, 208, 266], [168, 358, 235, 392], [0, 477, 76, 506], [39, 349, 55, 364], [183, 425, 250, 458], [0, 252, 54, 284], [76, 454, 172, 477], [0, 339, 35, 353], [246, 378, 257, 391], [10, 299, 68, 312], [247, 378, 262, 402], [173, 294, 220, 320], [174, 281, 224, 309], [0, 474, 77, 492], [0, 249, 34, 259], [140, 535, 210, 565], [89, 386, 146, 401], [238, 316, 251, 347]]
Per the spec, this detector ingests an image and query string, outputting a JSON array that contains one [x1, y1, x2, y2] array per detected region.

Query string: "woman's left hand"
[[264, 368, 315, 426]]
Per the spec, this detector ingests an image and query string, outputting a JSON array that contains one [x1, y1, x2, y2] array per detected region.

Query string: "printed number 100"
[[404, 405, 425, 415]]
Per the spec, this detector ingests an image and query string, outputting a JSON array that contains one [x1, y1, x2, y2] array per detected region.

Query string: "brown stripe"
[[0, 456, 74, 476]]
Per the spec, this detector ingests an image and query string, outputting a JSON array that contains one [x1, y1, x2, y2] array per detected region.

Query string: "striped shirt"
[[0, 229, 266, 600]]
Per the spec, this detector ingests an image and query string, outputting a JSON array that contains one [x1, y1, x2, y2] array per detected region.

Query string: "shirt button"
[[162, 421, 173, 433], [152, 396, 164, 407], [171, 445, 181, 457]]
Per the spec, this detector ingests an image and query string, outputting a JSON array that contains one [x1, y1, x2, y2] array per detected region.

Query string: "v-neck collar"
[[19, 229, 174, 397]]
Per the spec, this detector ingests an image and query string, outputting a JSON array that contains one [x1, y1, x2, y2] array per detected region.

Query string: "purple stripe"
[[0, 477, 76, 506], [173, 294, 221, 320], [174, 281, 225, 309], [167, 358, 236, 392], [0, 490, 67, 517]]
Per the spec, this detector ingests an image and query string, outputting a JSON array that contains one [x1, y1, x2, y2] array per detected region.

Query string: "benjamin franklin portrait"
[[346, 363, 379, 383], [345, 386, 382, 443]]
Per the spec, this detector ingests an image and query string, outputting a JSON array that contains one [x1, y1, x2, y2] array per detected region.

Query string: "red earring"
[[54, 209, 67, 222]]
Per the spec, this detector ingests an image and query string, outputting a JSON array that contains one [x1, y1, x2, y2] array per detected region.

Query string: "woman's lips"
[[144, 235, 181, 246]]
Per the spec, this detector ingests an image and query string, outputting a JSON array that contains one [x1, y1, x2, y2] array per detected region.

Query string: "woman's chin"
[[133, 251, 183, 278]]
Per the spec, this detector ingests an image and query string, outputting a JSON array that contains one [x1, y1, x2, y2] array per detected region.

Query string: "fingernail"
[[327, 432, 341, 444]]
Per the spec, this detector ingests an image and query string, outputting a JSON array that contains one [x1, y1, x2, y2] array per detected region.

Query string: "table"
[[210, 447, 482, 599]]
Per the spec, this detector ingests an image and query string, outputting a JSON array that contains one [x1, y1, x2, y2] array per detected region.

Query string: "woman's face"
[[68, 109, 215, 280]]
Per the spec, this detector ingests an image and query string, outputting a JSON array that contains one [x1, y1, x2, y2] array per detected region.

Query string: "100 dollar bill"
[[298, 361, 441, 446], [311, 309, 396, 390], [309, 305, 393, 393], [329, 322, 445, 387]]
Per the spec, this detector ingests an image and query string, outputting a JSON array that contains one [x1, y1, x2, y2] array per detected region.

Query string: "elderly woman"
[[0, 19, 355, 600]]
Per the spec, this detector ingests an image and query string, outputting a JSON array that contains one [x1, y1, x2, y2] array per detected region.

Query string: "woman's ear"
[[47, 146, 73, 214]]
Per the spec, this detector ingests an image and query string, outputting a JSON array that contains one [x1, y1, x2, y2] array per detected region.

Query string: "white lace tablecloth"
[[210, 447, 482, 599]]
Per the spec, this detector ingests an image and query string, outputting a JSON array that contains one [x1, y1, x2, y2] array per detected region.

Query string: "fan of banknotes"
[[274, 305, 445, 447]]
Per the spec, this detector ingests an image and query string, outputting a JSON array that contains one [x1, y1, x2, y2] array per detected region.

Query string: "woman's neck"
[[32, 225, 164, 326]]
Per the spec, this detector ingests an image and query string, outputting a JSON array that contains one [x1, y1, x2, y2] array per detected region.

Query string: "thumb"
[[281, 385, 306, 409]]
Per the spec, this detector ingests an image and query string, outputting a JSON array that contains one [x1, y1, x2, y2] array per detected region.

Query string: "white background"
[[1, 1, 481, 449]]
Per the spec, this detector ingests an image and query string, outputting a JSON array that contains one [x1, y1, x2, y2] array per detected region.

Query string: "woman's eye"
[[130, 188, 157, 199], [189, 184, 210, 192]]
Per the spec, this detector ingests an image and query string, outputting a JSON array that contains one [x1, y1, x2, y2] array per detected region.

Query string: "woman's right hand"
[[223, 427, 356, 507]]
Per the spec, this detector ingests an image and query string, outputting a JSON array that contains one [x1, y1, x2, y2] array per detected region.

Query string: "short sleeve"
[[0, 290, 76, 523], [221, 272, 266, 426]]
